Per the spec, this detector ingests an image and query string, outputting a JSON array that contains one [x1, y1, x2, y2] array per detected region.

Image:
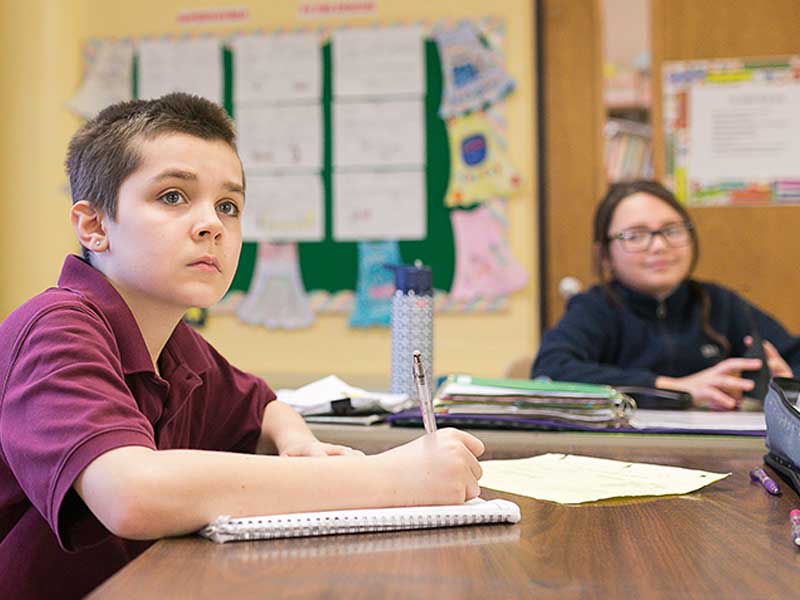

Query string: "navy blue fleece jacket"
[[532, 280, 800, 387]]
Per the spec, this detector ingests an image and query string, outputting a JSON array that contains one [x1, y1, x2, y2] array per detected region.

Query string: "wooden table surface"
[[89, 427, 800, 599]]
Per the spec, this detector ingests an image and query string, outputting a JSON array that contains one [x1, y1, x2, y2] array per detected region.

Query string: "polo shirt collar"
[[57, 255, 211, 376]]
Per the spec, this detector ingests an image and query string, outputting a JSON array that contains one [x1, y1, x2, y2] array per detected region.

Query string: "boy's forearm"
[[77, 446, 399, 540], [257, 400, 317, 455]]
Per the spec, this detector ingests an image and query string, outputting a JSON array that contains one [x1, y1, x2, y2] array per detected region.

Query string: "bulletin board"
[[72, 18, 528, 331], [234, 40, 450, 294], [662, 55, 800, 206]]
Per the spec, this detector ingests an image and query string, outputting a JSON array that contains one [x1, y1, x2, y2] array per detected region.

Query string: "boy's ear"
[[70, 201, 108, 252]]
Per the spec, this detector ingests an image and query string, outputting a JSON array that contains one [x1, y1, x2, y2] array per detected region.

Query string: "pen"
[[412, 350, 437, 433], [791, 510, 800, 547], [750, 466, 781, 496]]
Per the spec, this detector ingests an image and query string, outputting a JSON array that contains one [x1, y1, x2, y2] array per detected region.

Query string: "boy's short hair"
[[66, 93, 237, 220]]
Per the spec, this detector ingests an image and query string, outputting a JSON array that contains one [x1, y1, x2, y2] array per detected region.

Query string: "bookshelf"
[[601, 0, 652, 183]]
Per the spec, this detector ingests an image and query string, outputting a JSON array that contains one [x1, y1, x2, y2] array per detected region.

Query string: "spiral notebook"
[[199, 498, 521, 544]]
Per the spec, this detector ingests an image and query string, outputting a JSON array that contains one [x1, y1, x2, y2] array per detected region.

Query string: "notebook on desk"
[[199, 498, 521, 544]]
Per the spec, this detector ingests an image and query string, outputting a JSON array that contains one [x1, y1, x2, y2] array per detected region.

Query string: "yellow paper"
[[479, 453, 729, 504]]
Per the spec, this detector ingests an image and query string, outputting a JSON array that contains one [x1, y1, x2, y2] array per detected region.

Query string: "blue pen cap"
[[385, 262, 433, 296]]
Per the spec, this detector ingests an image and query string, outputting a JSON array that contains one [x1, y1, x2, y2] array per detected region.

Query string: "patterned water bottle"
[[387, 261, 434, 400]]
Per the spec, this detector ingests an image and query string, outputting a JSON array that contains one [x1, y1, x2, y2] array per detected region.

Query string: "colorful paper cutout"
[[445, 111, 520, 207], [434, 21, 515, 118], [349, 241, 401, 327], [449, 200, 527, 301], [237, 242, 314, 329]]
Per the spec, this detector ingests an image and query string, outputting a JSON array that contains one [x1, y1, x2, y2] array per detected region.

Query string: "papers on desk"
[[479, 453, 730, 504], [631, 409, 765, 433], [277, 375, 411, 418]]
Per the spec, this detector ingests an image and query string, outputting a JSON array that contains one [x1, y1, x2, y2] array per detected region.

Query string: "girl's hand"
[[656, 357, 763, 410], [279, 439, 364, 457], [744, 336, 793, 378]]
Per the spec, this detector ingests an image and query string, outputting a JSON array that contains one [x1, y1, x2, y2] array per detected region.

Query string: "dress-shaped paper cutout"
[[445, 111, 520, 207], [237, 242, 314, 329], [349, 241, 401, 327], [449, 201, 528, 301], [434, 22, 515, 118]]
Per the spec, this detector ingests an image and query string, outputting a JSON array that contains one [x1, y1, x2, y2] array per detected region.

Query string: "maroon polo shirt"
[[0, 255, 275, 599]]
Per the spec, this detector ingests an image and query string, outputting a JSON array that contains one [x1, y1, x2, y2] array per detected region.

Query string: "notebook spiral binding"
[[215, 511, 503, 540], [200, 499, 521, 543]]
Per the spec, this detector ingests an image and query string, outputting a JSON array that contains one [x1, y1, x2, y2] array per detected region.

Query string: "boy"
[[0, 93, 484, 598]]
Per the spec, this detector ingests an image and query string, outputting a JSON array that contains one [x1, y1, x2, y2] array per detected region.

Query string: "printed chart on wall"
[[662, 55, 800, 206], [70, 18, 527, 330]]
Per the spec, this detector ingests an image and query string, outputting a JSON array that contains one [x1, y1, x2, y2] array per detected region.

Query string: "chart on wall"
[[70, 18, 528, 330], [662, 56, 800, 206]]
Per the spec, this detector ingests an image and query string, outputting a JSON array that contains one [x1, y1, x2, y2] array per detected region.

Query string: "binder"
[[430, 374, 634, 428]]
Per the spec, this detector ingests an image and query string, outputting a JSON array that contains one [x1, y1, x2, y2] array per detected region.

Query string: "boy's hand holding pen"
[[372, 351, 484, 505]]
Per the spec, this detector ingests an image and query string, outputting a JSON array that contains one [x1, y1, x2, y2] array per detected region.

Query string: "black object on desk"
[[616, 386, 692, 410], [743, 320, 771, 403]]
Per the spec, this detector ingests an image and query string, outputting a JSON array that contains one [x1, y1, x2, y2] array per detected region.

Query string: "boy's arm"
[[73, 428, 484, 541], [256, 400, 362, 456]]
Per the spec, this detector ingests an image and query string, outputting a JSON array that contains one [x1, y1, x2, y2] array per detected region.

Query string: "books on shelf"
[[604, 65, 651, 108], [604, 118, 653, 182]]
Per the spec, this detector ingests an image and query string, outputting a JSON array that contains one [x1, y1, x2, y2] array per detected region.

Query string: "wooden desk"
[[89, 428, 799, 599]]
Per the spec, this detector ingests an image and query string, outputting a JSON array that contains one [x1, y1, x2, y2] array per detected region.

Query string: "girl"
[[532, 180, 800, 410]]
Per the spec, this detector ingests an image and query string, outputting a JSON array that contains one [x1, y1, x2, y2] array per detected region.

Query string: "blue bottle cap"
[[384, 262, 433, 296]]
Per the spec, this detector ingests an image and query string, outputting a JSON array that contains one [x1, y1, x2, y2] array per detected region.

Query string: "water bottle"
[[387, 261, 434, 400]]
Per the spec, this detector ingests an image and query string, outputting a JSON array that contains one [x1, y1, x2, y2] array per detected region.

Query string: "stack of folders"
[[434, 375, 635, 428]]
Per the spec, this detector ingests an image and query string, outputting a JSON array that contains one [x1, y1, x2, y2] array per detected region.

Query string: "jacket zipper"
[[657, 300, 676, 371]]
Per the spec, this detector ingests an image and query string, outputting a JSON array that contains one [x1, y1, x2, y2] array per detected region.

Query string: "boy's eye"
[[217, 200, 240, 217], [159, 190, 185, 206]]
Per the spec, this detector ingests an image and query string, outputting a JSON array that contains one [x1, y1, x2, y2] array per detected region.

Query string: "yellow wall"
[[0, 0, 83, 316], [0, 0, 539, 387]]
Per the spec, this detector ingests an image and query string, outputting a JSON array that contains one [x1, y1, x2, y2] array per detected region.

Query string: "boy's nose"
[[191, 206, 224, 241]]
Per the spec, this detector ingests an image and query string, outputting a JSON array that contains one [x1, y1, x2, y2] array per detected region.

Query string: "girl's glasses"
[[608, 222, 693, 253]]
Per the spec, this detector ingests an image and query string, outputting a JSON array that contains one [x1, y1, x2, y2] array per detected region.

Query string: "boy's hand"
[[279, 439, 364, 457], [376, 428, 485, 506]]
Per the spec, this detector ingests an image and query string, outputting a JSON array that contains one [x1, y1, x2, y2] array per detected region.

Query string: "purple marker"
[[750, 466, 781, 496]]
